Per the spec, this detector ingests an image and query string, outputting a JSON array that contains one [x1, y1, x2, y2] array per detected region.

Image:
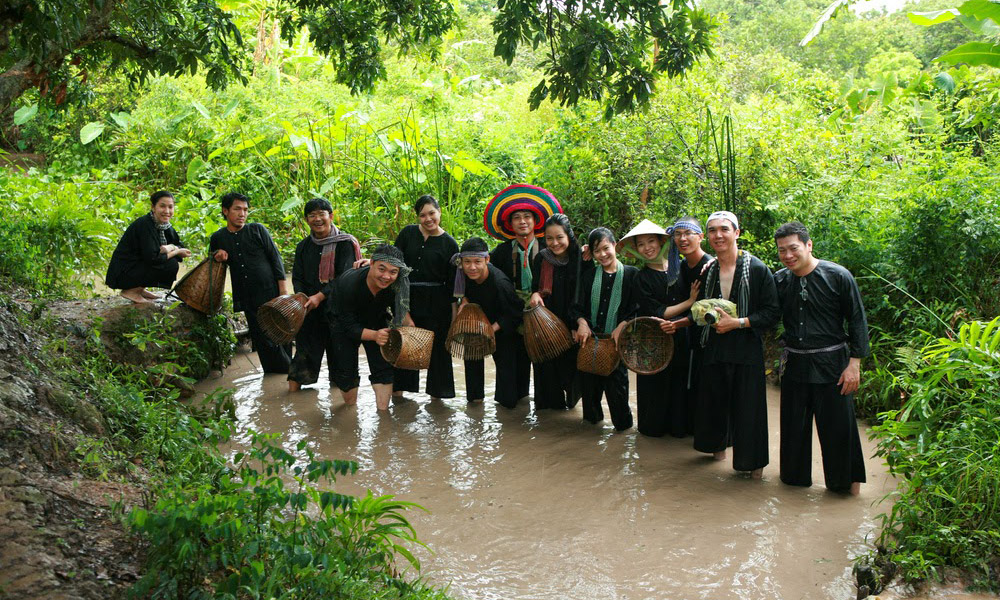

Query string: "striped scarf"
[[150, 213, 171, 246], [590, 261, 624, 334], [312, 225, 361, 283], [513, 237, 538, 293], [700, 250, 752, 347]]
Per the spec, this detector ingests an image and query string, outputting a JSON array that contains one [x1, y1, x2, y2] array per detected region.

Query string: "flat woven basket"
[[522, 304, 573, 363], [257, 293, 309, 345], [446, 303, 496, 360], [381, 326, 435, 370], [173, 257, 227, 314], [577, 333, 620, 376], [618, 317, 674, 375]]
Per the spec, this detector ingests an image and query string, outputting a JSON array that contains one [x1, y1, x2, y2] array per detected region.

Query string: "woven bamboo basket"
[[173, 257, 227, 314], [577, 333, 620, 376], [381, 326, 435, 370], [618, 317, 674, 375], [446, 303, 496, 360], [522, 304, 573, 363], [257, 293, 309, 345]]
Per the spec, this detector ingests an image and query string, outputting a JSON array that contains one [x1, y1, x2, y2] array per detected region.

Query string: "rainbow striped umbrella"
[[483, 183, 563, 241]]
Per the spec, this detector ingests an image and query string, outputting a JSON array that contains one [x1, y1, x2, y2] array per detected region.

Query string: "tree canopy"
[[0, 0, 716, 118]]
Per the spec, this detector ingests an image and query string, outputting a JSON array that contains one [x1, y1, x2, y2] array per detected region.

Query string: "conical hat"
[[617, 219, 668, 251]]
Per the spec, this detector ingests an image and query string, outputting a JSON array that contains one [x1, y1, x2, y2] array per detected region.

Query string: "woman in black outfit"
[[105, 190, 191, 303], [392, 195, 460, 400], [528, 213, 586, 410]]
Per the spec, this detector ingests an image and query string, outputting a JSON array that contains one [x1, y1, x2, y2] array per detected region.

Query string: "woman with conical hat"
[[620, 218, 702, 437], [483, 183, 563, 406]]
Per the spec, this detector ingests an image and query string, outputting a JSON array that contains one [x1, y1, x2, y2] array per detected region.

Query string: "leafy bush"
[[129, 432, 443, 600], [871, 318, 1000, 590]]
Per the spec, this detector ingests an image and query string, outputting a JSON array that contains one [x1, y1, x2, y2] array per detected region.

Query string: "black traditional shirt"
[[105, 214, 184, 289], [393, 224, 459, 285], [571, 265, 640, 333], [490, 237, 546, 295], [291, 236, 357, 298], [698, 253, 780, 367], [330, 266, 394, 340], [775, 260, 870, 383], [530, 252, 588, 329], [463, 264, 523, 334], [209, 223, 285, 311]]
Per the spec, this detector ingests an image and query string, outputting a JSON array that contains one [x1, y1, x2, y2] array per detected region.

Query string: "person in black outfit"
[[489, 209, 544, 403], [455, 237, 524, 408], [330, 244, 413, 411], [571, 228, 640, 431], [621, 219, 700, 437], [105, 191, 191, 303], [690, 211, 780, 477], [774, 221, 869, 495], [288, 198, 361, 391], [210, 192, 290, 373], [392, 195, 460, 401]]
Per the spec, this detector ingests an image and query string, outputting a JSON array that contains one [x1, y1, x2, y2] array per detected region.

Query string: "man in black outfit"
[[210, 192, 290, 373], [774, 221, 869, 495]]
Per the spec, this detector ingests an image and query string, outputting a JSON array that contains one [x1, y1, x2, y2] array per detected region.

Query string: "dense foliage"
[[2, 0, 1000, 592]]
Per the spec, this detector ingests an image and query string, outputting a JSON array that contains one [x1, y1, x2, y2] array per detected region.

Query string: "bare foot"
[[713, 450, 727, 461], [139, 289, 160, 299], [288, 380, 301, 392], [849, 482, 861, 496], [751, 468, 764, 480], [120, 289, 151, 304], [467, 398, 484, 404], [430, 397, 440, 402]]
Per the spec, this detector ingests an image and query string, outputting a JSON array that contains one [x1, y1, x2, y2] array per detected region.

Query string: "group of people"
[[105, 184, 870, 494]]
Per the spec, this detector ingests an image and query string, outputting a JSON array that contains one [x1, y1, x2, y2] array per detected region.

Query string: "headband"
[[451, 251, 490, 298], [371, 252, 413, 327]]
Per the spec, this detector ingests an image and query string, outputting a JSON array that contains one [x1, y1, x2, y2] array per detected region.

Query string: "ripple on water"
[[198, 350, 899, 600]]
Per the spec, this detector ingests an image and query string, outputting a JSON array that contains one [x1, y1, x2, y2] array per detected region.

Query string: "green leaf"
[[908, 9, 960, 26], [935, 42, 1000, 67], [221, 98, 239, 118], [13, 104, 38, 125], [280, 196, 303, 212], [958, 0, 1000, 22], [187, 156, 206, 183], [79, 122, 106, 145], [191, 100, 211, 119], [109, 111, 130, 132], [933, 72, 956, 94], [801, 0, 856, 46]]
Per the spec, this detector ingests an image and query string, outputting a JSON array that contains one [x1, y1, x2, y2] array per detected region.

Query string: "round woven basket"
[[446, 303, 496, 360], [618, 317, 674, 375], [173, 257, 227, 314], [257, 293, 309, 345], [522, 304, 573, 363], [381, 326, 435, 370], [576, 333, 620, 376]]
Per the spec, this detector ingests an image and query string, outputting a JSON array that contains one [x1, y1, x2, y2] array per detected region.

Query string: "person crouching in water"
[[571, 227, 640, 431], [453, 237, 524, 407], [620, 219, 700, 437], [528, 214, 588, 410], [329, 244, 413, 412]]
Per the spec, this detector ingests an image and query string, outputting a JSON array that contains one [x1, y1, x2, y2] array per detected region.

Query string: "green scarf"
[[590, 261, 624, 334], [514, 237, 536, 293]]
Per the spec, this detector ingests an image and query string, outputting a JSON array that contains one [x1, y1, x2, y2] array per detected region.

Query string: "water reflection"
[[198, 350, 899, 600]]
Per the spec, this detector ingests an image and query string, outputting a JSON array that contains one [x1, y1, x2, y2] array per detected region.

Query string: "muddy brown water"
[[195, 348, 917, 600]]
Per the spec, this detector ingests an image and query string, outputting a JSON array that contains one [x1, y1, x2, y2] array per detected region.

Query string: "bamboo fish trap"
[[618, 317, 674, 375], [173, 257, 227, 314], [381, 326, 435, 370], [522, 304, 573, 363], [256, 293, 309, 345], [576, 333, 620, 376], [446, 303, 496, 360]]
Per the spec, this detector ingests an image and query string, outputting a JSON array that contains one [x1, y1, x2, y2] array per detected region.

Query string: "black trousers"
[[636, 367, 675, 437], [464, 332, 518, 408], [331, 336, 393, 392], [245, 309, 291, 374], [580, 363, 633, 431], [392, 289, 455, 398], [532, 347, 576, 410], [694, 362, 769, 471], [288, 309, 335, 386], [779, 379, 867, 490]]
